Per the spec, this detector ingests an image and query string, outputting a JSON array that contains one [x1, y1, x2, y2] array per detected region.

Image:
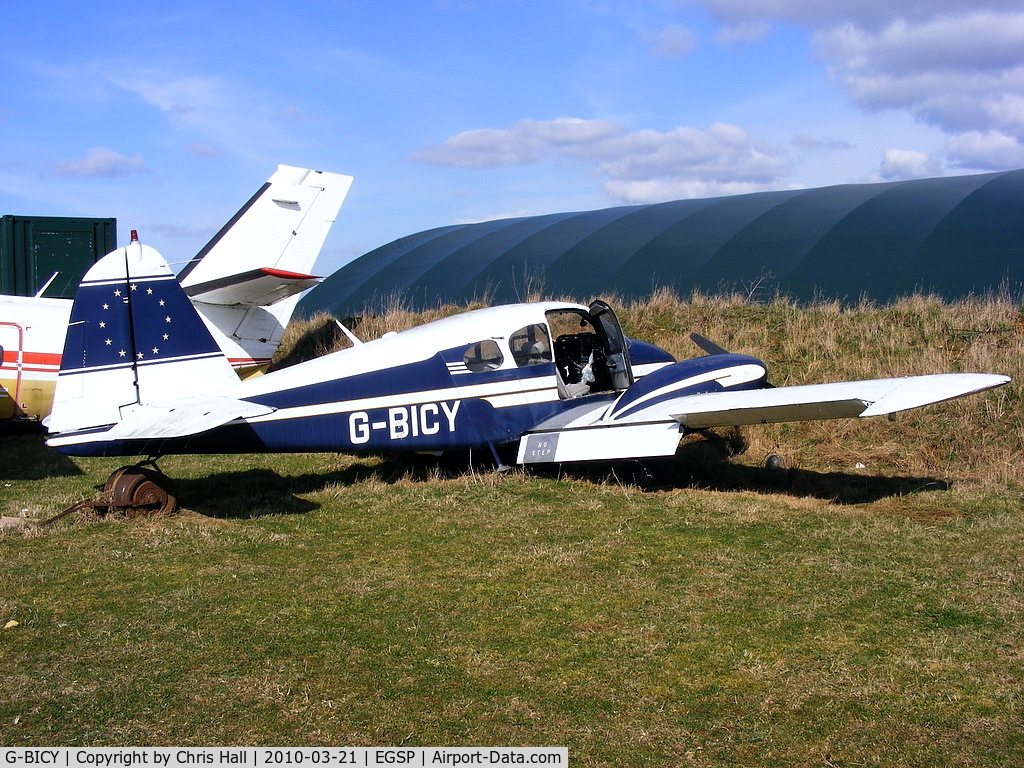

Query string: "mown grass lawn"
[[2, 435, 1022, 767]]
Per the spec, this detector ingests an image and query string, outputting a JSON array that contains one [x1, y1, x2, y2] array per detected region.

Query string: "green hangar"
[[298, 169, 1024, 318]]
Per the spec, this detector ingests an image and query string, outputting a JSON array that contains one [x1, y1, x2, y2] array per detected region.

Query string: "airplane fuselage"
[[47, 300, 769, 459], [0, 295, 69, 421], [44, 244, 1009, 469]]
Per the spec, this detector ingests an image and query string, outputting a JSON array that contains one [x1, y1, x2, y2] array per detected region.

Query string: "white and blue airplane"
[[44, 236, 1009, 508]]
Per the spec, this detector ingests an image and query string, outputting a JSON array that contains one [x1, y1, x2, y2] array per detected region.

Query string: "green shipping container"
[[0, 215, 117, 299]]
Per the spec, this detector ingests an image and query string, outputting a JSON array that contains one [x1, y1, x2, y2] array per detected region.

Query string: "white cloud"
[[412, 118, 789, 204], [602, 177, 779, 203], [592, 123, 787, 185], [682, 2, 1024, 176], [819, 12, 1024, 138], [652, 24, 699, 58], [454, 210, 538, 225], [109, 72, 223, 119], [411, 118, 625, 168], [107, 69, 294, 165], [715, 20, 771, 46], [185, 142, 221, 159], [54, 147, 149, 178], [528, 118, 626, 147], [683, 0, 1023, 31], [791, 134, 854, 153], [879, 148, 943, 180], [946, 130, 1024, 170], [412, 127, 542, 168], [815, 13, 1024, 178]]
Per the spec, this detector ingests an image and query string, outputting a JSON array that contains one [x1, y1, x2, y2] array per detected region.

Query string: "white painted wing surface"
[[672, 373, 1011, 429]]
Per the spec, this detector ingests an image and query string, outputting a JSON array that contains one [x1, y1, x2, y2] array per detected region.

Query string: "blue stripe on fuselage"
[[236, 353, 572, 453], [52, 347, 577, 457]]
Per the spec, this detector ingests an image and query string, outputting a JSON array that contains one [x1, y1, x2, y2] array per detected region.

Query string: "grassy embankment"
[[2, 292, 1022, 766]]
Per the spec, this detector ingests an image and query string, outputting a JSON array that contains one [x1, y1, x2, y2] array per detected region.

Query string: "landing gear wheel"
[[102, 465, 177, 517]]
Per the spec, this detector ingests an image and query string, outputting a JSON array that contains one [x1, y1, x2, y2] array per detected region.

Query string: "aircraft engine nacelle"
[[606, 353, 768, 423]]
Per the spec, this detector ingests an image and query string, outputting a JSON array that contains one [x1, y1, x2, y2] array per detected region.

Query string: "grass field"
[[2, 295, 1022, 765]]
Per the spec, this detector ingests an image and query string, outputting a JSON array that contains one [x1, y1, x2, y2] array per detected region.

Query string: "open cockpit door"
[[588, 300, 634, 391], [545, 301, 635, 399]]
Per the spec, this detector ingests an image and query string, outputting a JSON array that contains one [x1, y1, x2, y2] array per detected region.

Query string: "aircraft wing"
[[102, 396, 276, 441], [672, 373, 1010, 428], [517, 371, 1010, 464]]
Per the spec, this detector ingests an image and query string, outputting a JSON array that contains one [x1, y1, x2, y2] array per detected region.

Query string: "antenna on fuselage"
[[690, 333, 730, 356], [335, 319, 363, 346]]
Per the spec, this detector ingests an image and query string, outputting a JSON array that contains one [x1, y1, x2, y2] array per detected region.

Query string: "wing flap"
[[675, 397, 869, 428], [518, 421, 683, 464]]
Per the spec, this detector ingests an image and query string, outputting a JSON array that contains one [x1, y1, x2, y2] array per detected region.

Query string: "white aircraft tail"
[[176, 165, 353, 374], [46, 238, 239, 437]]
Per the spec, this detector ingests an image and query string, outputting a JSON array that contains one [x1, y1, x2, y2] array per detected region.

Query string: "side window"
[[463, 339, 504, 372], [509, 324, 552, 367]]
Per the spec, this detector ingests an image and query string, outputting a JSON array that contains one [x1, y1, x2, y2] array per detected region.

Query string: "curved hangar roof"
[[299, 169, 1024, 317]]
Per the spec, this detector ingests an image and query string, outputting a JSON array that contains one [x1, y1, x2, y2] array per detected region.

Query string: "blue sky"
[[2, 0, 1023, 276]]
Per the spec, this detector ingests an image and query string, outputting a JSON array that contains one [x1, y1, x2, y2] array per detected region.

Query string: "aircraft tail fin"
[[177, 165, 353, 294], [176, 165, 353, 373], [45, 237, 239, 437]]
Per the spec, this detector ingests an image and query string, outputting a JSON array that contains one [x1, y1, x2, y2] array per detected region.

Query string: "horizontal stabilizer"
[[104, 396, 275, 441], [673, 373, 1010, 429], [184, 267, 322, 307]]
